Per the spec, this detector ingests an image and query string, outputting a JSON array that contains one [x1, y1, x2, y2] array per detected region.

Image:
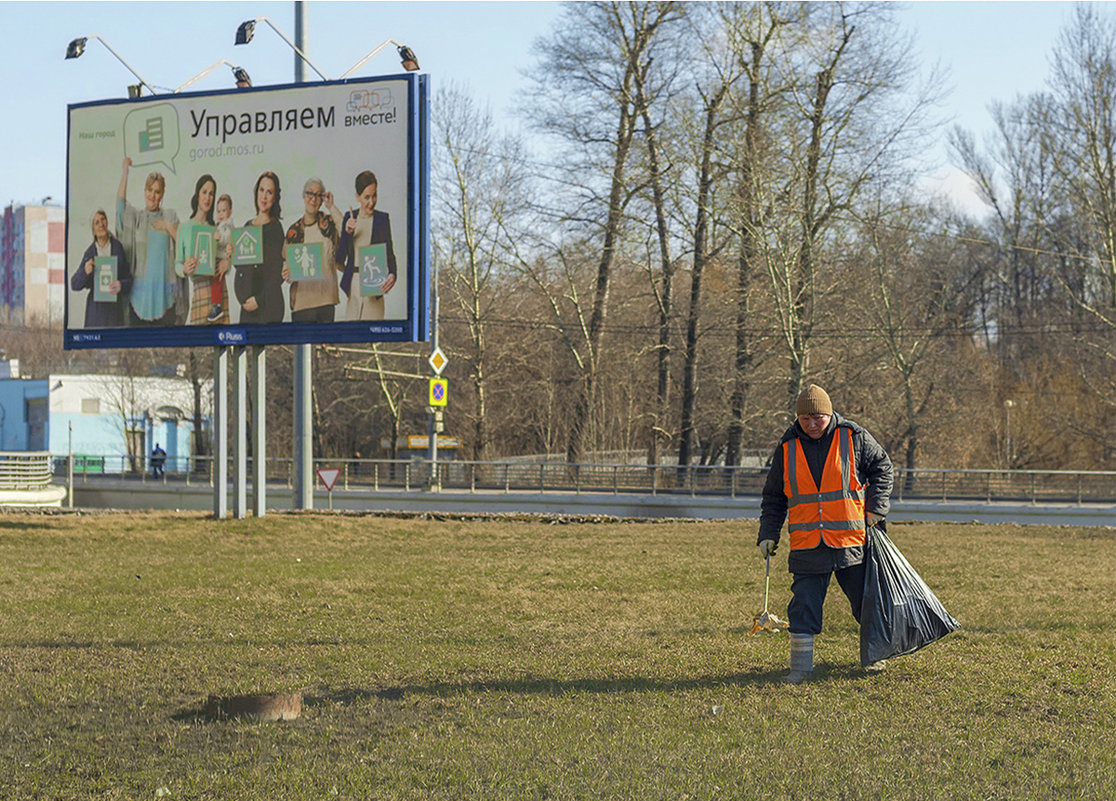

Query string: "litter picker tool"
[[749, 554, 789, 635]]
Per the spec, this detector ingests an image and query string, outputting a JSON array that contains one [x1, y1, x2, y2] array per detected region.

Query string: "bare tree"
[[856, 202, 985, 476], [764, 3, 936, 409], [525, 0, 684, 464], [432, 83, 530, 461], [675, 30, 745, 468]]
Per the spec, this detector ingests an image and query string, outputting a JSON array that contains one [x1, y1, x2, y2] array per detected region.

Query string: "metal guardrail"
[[0, 451, 55, 490], [44, 454, 1116, 505]]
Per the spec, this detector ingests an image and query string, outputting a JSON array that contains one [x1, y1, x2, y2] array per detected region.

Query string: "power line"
[[437, 314, 1115, 341]]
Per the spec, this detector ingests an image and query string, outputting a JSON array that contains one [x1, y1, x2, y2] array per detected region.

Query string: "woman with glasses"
[[282, 178, 342, 323]]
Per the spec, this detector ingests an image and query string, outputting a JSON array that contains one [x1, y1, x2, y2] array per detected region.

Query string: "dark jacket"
[[757, 412, 894, 574], [337, 209, 397, 297], [233, 218, 285, 324], [71, 237, 133, 328]]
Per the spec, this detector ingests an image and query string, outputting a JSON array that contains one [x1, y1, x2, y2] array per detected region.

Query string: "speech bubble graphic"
[[123, 103, 181, 174], [346, 88, 393, 114]]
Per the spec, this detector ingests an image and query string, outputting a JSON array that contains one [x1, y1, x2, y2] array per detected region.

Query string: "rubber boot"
[[784, 633, 814, 684]]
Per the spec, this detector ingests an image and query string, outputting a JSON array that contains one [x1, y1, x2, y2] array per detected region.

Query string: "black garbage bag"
[[860, 525, 960, 668]]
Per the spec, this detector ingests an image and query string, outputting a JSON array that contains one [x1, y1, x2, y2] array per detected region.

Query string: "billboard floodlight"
[[235, 20, 256, 46], [398, 46, 420, 72], [65, 37, 86, 59], [339, 39, 421, 80], [64, 33, 154, 97], [234, 16, 327, 81]]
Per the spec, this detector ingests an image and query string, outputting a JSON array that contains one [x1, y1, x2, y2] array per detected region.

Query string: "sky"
[[0, 1, 1087, 214]]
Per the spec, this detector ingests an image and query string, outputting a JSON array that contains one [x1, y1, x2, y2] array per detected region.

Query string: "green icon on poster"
[[232, 225, 263, 266], [93, 256, 117, 302], [193, 226, 215, 276], [359, 243, 388, 296], [286, 242, 323, 279]]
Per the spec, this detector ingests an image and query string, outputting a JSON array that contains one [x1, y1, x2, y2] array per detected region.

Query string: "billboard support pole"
[[292, 0, 314, 511], [251, 346, 267, 517], [213, 346, 228, 518], [294, 346, 312, 509], [233, 345, 248, 518]]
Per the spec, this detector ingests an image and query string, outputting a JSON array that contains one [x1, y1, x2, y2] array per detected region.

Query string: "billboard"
[[64, 74, 429, 349]]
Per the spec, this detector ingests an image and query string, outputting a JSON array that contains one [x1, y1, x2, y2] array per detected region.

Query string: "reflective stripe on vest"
[[783, 427, 867, 550]]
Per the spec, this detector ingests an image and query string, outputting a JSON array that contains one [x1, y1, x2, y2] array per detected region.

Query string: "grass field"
[[0, 511, 1113, 800]]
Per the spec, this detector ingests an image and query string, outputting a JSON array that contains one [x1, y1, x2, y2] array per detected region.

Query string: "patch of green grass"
[[0, 512, 1113, 799]]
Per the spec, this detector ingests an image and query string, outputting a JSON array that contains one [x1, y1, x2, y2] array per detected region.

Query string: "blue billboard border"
[[63, 73, 431, 350]]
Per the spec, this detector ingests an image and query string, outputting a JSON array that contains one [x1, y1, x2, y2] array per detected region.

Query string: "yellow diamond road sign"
[[428, 347, 448, 375]]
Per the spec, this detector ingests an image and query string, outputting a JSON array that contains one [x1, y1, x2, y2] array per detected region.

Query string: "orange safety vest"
[[783, 426, 867, 550]]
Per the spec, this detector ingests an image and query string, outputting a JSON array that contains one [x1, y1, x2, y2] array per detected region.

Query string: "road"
[[59, 478, 1116, 527]]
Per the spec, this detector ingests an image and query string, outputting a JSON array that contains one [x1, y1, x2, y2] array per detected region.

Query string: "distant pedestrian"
[[757, 384, 894, 683], [151, 443, 167, 478]]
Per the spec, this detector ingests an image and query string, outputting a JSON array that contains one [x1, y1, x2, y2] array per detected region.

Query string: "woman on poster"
[[337, 170, 397, 321], [282, 177, 342, 323], [116, 157, 183, 327], [234, 171, 286, 324], [174, 174, 230, 325], [71, 209, 132, 328]]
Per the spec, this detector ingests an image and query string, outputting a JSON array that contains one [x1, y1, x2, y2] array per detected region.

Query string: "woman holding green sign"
[[337, 170, 397, 321], [282, 177, 342, 323], [174, 174, 230, 325], [72, 209, 132, 328], [234, 171, 286, 324]]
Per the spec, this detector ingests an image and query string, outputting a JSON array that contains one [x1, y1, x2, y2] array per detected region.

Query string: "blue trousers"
[[787, 562, 866, 635]]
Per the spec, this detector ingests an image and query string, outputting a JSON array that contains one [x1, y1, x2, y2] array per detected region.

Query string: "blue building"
[[0, 367, 209, 473]]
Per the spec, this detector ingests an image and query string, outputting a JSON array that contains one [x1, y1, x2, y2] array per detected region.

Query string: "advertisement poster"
[[65, 74, 429, 349]]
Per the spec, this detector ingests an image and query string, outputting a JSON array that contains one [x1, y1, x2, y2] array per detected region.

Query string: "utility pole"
[[292, 0, 314, 510]]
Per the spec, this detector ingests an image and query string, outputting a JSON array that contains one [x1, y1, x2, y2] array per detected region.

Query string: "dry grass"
[[0, 511, 1113, 799]]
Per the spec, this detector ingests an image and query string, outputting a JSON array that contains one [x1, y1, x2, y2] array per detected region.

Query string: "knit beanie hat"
[[796, 384, 833, 417]]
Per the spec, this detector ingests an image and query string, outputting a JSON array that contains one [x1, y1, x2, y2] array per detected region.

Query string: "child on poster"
[[175, 174, 229, 325]]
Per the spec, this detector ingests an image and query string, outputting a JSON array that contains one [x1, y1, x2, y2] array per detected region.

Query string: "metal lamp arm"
[[174, 59, 236, 93], [257, 18, 328, 81], [87, 34, 154, 93], [338, 38, 400, 80]]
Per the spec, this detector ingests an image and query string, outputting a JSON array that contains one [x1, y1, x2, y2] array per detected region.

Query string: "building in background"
[[0, 368, 210, 474], [1, 202, 66, 327]]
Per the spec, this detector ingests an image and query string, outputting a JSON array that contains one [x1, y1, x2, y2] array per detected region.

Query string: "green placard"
[[286, 242, 323, 279], [192, 226, 215, 276], [359, 243, 388, 296], [93, 256, 117, 302], [231, 225, 263, 266]]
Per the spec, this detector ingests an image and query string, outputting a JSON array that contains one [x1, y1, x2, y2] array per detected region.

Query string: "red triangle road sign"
[[316, 467, 342, 492]]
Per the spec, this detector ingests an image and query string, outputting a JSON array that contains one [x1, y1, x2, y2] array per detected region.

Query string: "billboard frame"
[[64, 72, 430, 350]]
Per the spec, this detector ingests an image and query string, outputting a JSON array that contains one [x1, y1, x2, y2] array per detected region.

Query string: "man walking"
[[151, 443, 167, 478], [757, 384, 894, 683]]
